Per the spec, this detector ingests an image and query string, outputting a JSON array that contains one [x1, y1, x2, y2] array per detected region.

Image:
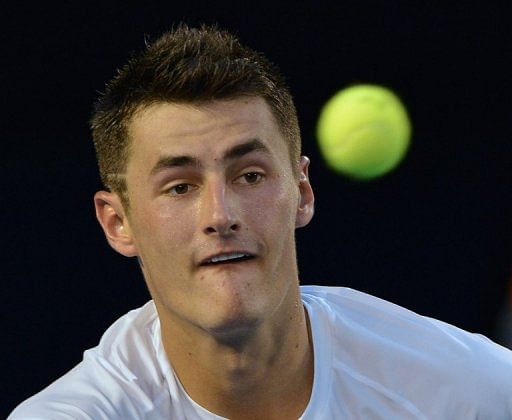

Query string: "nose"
[[201, 181, 240, 236]]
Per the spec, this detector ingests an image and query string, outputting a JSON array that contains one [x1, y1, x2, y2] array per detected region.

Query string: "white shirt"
[[9, 286, 512, 419]]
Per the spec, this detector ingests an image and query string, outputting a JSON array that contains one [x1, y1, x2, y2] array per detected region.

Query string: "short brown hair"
[[90, 23, 301, 206]]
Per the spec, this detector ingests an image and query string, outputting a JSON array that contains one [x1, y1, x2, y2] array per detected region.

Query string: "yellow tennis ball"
[[317, 84, 411, 179]]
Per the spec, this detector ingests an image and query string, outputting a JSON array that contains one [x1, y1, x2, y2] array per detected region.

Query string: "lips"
[[199, 251, 256, 266]]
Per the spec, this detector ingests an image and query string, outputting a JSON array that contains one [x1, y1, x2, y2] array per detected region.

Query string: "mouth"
[[200, 251, 256, 267]]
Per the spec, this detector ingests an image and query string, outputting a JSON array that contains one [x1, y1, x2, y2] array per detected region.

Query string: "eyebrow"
[[149, 138, 270, 177]]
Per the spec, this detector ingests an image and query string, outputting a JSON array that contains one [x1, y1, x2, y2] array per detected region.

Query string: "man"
[[10, 24, 512, 419]]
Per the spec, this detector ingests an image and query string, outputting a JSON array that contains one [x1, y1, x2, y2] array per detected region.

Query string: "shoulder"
[[301, 285, 512, 417], [9, 301, 170, 419]]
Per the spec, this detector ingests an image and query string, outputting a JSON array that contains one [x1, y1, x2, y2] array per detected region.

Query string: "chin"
[[205, 311, 263, 347]]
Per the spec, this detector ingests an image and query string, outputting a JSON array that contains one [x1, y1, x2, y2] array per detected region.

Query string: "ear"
[[295, 156, 315, 228], [94, 190, 138, 257]]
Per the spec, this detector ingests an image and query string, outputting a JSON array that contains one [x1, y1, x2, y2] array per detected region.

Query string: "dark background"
[[3, 2, 511, 415]]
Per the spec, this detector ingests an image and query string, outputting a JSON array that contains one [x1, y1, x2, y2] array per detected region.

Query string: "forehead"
[[127, 97, 286, 166]]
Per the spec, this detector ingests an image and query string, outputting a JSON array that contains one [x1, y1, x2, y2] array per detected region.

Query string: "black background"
[[3, 2, 511, 415]]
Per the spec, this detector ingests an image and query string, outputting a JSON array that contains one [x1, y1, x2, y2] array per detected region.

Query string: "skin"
[[94, 97, 315, 419]]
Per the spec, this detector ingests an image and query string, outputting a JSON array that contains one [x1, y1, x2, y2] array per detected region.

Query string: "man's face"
[[108, 97, 313, 336]]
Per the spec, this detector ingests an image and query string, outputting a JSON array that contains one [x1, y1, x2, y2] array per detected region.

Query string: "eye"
[[237, 172, 264, 185], [167, 183, 196, 196]]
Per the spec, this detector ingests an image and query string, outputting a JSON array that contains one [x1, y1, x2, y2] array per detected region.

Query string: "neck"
[[159, 285, 314, 419]]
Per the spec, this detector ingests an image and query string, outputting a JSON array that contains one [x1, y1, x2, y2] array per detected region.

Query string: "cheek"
[[131, 199, 197, 258], [244, 180, 298, 230]]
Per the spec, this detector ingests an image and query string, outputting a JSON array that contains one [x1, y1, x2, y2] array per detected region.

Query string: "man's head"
[[91, 24, 301, 208], [92, 25, 314, 341]]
